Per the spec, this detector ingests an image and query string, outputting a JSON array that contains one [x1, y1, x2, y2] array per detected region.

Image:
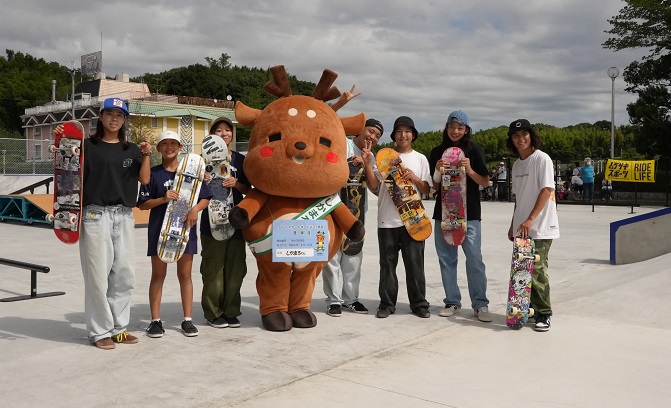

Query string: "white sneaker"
[[475, 306, 493, 322], [439, 305, 459, 317]]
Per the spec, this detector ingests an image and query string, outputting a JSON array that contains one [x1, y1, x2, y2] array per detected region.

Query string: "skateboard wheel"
[[45, 214, 54, 223], [534, 255, 540, 262], [460, 166, 465, 173], [440, 166, 446, 174], [203, 158, 211, 165], [53, 202, 60, 210], [516, 253, 525, 261], [205, 164, 213, 173], [48, 145, 56, 153], [510, 306, 518, 315], [69, 214, 77, 225], [440, 221, 446, 229], [528, 308, 534, 318], [71, 146, 80, 156]]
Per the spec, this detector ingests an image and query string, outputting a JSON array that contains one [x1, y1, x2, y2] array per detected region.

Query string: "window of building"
[[151, 117, 158, 128]]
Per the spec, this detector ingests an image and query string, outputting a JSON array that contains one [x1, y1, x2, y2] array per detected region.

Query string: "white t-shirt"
[[511, 150, 560, 239], [376, 150, 432, 228]]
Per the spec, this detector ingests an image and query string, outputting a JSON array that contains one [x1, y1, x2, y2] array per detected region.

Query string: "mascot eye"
[[269, 133, 281, 143], [319, 137, 331, 148]]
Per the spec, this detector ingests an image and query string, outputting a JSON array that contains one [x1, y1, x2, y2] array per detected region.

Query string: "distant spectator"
[[572, 162, 581, 177], [580, 157, 595, 202], [571, 173, 583, 200], [601, 178, 613, 201], [496, 161, 508, 201]]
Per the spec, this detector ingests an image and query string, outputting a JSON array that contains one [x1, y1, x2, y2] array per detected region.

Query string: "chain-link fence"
[[0, 138, 53, 175]]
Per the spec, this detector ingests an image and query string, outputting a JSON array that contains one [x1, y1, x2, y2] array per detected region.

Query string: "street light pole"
[[607, 67, 620, 158]]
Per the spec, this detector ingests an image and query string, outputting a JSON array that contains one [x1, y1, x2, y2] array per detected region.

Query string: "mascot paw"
[[229, 207, 249, 230], [262, 311, 293, 332], [289, 309, 317, 328], [345, 220, 365, 242]]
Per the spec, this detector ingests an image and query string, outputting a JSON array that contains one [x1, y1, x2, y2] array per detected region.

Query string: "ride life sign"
[[272, 220, 329, 262], [605, 159, 656, 183]]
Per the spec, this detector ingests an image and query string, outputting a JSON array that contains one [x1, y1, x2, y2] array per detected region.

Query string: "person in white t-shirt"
[[506, 119, 560, 332], [362, 116, 432, 319]]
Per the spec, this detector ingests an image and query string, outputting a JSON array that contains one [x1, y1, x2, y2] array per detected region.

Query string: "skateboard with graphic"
[[201, 134, 235, 241], [506, 236, 540, 329], [157, 153, 206, 263], [46, 120, 84, 244], [440, 147, 467, 246], [341, 157, 366, 255], [375, 148, 432, 241]]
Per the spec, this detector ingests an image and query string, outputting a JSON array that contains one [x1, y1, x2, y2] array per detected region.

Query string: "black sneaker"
[[412, 307, 431, 318], [534, 314, 551, 332], [224, 317, 241, 328], [375, 307, 393, 318], [327, 304, 342, 317], [181, 320, 199, 337], [207, 316, 229, 328], [343, 301, 368, 314], [146, 320, 164, 338]]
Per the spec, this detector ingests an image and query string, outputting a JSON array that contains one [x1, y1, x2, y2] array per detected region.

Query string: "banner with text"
[[605, 159, 656, 183]]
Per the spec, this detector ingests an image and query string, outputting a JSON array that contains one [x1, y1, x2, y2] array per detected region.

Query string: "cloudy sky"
[[2, 0, 644, 142]]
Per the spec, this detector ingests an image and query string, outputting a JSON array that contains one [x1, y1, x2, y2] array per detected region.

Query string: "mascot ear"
[[235, 101, 262, 127], [341, 113, 366, 136]]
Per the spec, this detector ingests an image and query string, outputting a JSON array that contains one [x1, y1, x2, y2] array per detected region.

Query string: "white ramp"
[[611, 207, 671, 264]]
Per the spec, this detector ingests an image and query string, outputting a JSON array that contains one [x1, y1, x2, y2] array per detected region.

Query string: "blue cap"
[[100, 98, 129, 117], [447, 110, 469, 127]]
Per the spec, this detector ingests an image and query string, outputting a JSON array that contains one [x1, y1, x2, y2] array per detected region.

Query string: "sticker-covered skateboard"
[[440, 147, 467, 246], [340, 157, 366, 255], [375, 148, 432, 241], [157, 153, 205, 263], [506, 236, 539, 329], [202, 134, 235, 241], [46, 120, 84, 244]]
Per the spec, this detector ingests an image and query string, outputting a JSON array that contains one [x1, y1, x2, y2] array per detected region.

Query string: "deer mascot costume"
[[230, 65, 365, 331]]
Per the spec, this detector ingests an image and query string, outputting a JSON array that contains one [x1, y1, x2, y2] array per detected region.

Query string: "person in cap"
[[506, 119, 560, 332], [138, 130, 213, 338], [322, 118, 383, 317], [428, 110, 493, 322], [362, 116, 433, 319], [52, 97, 152, 349], [580, 157, 595, 202], [199, 117, 252, 329]]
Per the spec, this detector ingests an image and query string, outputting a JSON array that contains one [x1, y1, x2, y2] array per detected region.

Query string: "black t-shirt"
[[82, 138, 143, 207], [429, 141, 488, 221]]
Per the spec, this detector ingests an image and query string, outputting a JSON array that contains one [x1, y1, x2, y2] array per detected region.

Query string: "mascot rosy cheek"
[[229, 65, 365, 332]]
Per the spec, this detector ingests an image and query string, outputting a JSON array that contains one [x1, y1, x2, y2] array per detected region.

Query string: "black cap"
[[507, 119, 533, 136], [391, 116, 418, 141], [365, 118, 384, 136]]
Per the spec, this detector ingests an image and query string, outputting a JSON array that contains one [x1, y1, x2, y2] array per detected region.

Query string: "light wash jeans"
[[79, 205, 135, 343], [434, 219, 489, 310], [322, 249, 363, 306]]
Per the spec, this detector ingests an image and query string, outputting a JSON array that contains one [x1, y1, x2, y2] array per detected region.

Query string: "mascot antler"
[[312, 69, 341, 102], [263, 65, 293, 98]]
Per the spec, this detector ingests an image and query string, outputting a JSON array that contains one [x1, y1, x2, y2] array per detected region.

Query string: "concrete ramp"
[[0, 175, 52, 195], [610, 207, 671, 264]]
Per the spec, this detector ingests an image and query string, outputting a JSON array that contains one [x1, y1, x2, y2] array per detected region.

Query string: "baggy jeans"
[[322, 249, 363, 306]]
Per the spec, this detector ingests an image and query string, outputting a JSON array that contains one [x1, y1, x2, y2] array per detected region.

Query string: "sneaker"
[[438, 305, 460, 317], [146, 320, 165, 338], [224, 317, 241, 328], [111, 331, 139, 344], [475, 306, 493, 322], [207, 316, 229, 328], [94, 337, 115, 350], [534, 314, 551, 332], [327, 304, 342, 317], [343, 301, 368, 314], [181, 320, 199, 337], [412, 307, 431, 318], [375, 307, 393, 318]]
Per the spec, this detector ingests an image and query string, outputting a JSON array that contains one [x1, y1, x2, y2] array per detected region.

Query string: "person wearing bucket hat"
[[199, 117, 252, 329], [322, 118, 383, 317], [428, 110, 493, 322], [51, 97, 152, 349], [363, 115, 432, 319], [138, 130, 213, 338], [506, 118, 560, 332]]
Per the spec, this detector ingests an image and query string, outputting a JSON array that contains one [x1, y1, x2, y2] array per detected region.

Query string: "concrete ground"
[[1, 197, 669, 408]]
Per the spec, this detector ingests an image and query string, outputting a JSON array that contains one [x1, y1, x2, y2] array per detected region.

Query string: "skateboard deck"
[[46, 120, 84, 244], [440, 147, 467, 246], [506, 236, 539, 329], [340, 158, 366, 255], [202, 134, 235, 241], [157, 153, 205, 263], [375, 148, 432, 241]]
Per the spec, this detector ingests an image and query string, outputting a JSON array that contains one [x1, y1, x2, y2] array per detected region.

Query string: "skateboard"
[[46, 120, 84, 244], [506, 236, 540, 329], [202, 134, 235, 241], [340, 158, 366, 255], [157, 153, 206, 263], [440, 147, 467, 246], [375, 148, 432, 241]]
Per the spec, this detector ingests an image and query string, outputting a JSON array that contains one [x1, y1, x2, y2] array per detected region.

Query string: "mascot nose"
[[295, 141, 306, 150]]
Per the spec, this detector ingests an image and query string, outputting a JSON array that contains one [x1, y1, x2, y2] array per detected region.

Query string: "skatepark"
[[1, 194, 669, 407]]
